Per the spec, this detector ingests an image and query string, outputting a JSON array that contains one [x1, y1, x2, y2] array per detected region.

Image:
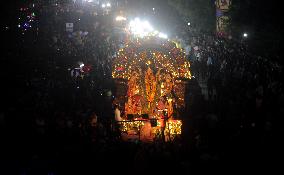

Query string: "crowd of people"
[[1, 0, 283, 174]]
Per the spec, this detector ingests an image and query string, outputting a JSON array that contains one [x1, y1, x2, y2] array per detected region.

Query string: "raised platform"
[[117, 118, 182, 142]]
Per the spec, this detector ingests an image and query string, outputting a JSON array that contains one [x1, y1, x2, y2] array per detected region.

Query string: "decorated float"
[[112, 36, 191, 142]]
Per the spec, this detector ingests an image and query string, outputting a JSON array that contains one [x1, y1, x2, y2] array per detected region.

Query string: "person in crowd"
[[114, 104, 122, 122]]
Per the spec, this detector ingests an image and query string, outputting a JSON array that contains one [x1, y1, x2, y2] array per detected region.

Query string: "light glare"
[[129, 18, 154, 37], [159, 32, 168, 39], [116, 16, 127, 21]]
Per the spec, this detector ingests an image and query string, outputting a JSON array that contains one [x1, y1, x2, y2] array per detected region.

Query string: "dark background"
[[1, 0, 283, 174]]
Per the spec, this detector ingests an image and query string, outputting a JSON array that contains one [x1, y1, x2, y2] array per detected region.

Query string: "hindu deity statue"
[[145, 67, 157, 111], [125, 71, 144, 114]]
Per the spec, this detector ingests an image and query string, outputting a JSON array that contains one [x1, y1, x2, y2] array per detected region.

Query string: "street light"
[[243, 33, 248, 38]]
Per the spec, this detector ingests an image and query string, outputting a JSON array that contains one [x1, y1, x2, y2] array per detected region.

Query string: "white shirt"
[[185, 45, 191, 56], [207, 57, 213, 65]]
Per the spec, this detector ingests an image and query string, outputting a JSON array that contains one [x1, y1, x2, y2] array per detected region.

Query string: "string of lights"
[[112, 36, 191, 80]]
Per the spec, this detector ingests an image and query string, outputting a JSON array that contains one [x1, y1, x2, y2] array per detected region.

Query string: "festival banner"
[[215, 0, 231, 37], [216, 0, 231, 11], [216, 16, 229, 36]]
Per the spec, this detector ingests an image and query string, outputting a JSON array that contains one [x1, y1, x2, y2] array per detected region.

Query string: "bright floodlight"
[[187, 22, 191, 26], [102, 4, 106, 8], [80, 63, 84, 68], [129, 18, 154, 37], [243, 33, 248, 37], [143, 21, 153, 31], [153, 30, 159, 35], [106, 3, 111, 7], [116, 16, 126, 21], [158, 32, 168, 39]]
